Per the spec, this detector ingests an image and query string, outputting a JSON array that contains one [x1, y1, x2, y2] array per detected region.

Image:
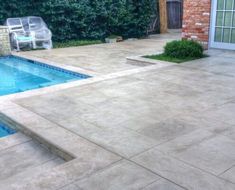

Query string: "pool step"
[[0, 132, 65, 181], [0, 132, 31, 151]]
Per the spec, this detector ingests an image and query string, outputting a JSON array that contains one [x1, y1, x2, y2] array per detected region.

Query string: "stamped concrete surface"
[[0, 132, 65, 181], [17, 33, 180, 74], [0, 34, 235, 190]]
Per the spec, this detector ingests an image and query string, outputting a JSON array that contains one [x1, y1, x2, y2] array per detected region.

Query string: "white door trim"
[[210, 0, 235, 50]]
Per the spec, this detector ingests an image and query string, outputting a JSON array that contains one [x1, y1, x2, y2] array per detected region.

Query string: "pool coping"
[[0, 53, 98, 101], [12, 52, 99, 77]]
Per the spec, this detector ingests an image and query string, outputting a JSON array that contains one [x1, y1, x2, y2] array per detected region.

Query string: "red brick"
[[182, 0, 211, 49]]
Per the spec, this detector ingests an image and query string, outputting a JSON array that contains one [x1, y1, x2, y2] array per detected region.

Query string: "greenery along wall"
[[0, 0, 158, 42]]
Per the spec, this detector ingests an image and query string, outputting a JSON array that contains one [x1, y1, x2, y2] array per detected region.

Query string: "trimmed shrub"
[[0, 0, 156, 42], [164, 40, 204, 58]]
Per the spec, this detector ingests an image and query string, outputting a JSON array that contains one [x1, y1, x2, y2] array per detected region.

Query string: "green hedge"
[[0, 0, 156, 42], [164, 40, 204, 58]]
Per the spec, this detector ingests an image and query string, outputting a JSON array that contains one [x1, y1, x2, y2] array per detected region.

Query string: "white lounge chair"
[[6, 18, 34, 51], [27, 16, 52, 49]]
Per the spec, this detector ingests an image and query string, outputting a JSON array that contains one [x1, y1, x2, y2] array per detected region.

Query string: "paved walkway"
[[1, 34, 235, 190]]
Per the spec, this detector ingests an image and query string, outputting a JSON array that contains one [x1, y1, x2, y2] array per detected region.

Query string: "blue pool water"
[[0, 56, 90, 96], [0, 122, 15, 138]]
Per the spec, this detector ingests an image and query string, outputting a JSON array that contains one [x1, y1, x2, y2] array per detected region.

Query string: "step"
[[0, 132, 31, 151], [0, 133, 65, 181]]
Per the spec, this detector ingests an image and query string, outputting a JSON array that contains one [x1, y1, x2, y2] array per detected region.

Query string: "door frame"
[[209, 0, 235, 50]]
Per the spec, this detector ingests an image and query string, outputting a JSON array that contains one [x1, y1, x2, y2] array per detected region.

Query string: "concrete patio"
[[18, 33, 180, 74], [0, 33, 235, 190]]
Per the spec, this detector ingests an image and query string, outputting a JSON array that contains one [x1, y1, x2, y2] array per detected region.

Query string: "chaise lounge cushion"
[[16, 36, 33, 41]]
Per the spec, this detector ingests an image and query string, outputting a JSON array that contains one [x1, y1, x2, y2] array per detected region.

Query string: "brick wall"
[[0, 26, 11, 56], [182, 0, 211, 49]]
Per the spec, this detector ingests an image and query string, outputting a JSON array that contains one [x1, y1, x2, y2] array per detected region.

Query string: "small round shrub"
[[164, 40, 204, 58]]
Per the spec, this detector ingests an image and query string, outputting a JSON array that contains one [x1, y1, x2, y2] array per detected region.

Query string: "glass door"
[[210, 0, 235, 50]]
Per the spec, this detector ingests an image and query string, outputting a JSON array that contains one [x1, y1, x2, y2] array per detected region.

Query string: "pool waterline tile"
[[0, 55, 91, 96]]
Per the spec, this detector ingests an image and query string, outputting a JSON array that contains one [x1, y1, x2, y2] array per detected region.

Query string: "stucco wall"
[[0, 26, 11, 55]]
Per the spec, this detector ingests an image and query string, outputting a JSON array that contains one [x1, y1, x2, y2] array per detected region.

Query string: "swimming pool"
[[0, 56, 90, 96], [0, 122, 15, 138]]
